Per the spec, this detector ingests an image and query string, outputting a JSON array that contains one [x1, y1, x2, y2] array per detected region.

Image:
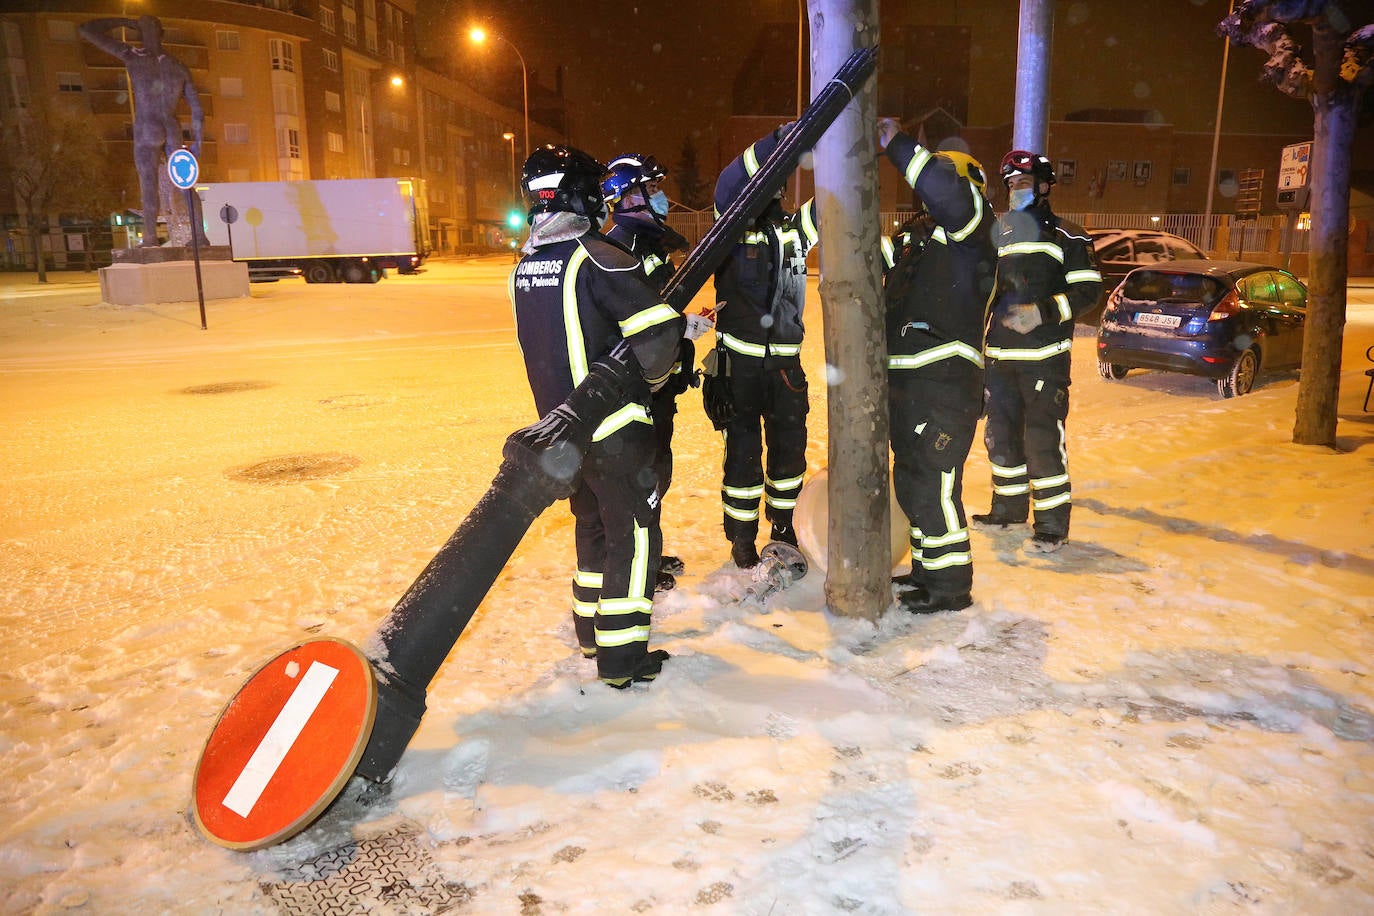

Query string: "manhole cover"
[[179, 381, 275, 395], [226, 453, 361, 484], [264, 823, 473, 915]]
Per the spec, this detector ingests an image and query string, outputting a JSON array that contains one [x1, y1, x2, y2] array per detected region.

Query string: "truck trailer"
[[197, 178, 431, 283]]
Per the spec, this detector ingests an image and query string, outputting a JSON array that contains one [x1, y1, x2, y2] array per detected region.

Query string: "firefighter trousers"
[[982, 353, 1073, 538], [719, 357, 809, 545], [890, 366, 983, 597], [568, 428, 662, 681]]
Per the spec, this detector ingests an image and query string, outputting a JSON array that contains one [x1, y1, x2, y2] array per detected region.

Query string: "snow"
[[2, 258, 1372, 914]]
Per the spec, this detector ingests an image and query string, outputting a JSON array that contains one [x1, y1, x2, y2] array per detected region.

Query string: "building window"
[[391, 147, 410, 166], [216, 30, 240, 51], [343, 18, 357, 43], [278, 127, 301, 159], [325, 90, 342, 112], [322, 48, 339, 71], [47, 20, 77, 42], [269, 39, 295, 72], [272, 83, 299, 116], [224, 123, 249, 144], [327, 132, 345, 153], [57, 72, 83, 93], [219, 77, 244, 98], [320, 7, 336, 34]]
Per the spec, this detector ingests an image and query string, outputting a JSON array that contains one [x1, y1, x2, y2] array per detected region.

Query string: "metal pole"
[[1012, 0, 1054, 154], [1204, 0, 1234, 255], [794, 0, 805, 207], [186, 189, 206, 330]]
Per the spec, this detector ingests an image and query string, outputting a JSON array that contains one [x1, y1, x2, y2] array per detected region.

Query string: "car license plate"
[[1135, 312, 1181, 329]]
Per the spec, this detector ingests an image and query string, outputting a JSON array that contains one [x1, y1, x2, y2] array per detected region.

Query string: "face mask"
[[649, 191, 669, 217], [1009, 187, 1035, 211]]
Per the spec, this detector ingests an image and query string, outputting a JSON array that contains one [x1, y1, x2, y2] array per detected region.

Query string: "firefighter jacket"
[[881, 134, 996, 374], [985, 200, 1102, 362], [712, 127, 820, 362], [605, 216, 683, 295], [511, 230, 683, 442]]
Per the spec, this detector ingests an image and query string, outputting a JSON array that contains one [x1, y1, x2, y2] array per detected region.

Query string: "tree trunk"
[[29, 223, 47, 283], [811, 0, 888, 620], [1292, 20, 1351, 447]]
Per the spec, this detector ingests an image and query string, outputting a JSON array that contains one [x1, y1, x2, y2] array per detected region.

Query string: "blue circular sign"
[[167, 148, 199, 190]]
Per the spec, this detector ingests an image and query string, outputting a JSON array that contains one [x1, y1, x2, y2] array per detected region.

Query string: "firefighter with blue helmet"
[[513, 144, 684, 688], [601, 153, 705, 592]]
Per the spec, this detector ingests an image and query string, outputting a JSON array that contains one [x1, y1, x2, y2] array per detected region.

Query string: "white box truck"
[[197, 178, 431, 283]]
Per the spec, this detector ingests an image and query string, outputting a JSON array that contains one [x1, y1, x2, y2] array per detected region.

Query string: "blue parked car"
[[1096, 260, 1307, 398]]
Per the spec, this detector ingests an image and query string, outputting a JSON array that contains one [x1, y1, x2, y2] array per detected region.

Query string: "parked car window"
[[1166, 239, 1204, 260], [1121, 270, 1226, 305], [1239, 272, 1276, 303], [1273, 273, 1306, 308], [1134, 239, 1169, 263], [1097, 240, 1133, 264]]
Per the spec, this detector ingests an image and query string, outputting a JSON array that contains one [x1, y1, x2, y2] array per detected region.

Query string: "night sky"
[[415, 1, 1344, 185]]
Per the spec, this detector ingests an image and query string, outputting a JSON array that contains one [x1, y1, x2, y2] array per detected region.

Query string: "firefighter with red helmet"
[[975, 150, 1102, 553], [513, 144, 684, 688]]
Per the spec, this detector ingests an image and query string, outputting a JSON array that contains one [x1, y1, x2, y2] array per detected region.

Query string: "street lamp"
[[469, 27, 529, 163], [502, 131, 517, 202]]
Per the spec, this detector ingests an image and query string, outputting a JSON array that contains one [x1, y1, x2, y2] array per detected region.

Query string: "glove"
[[702, 373, 735, 431], [776, 120, 798, 140], [877, 118, 901, 151], [1000, 303, 1044, 334], [683, 311, 715, 341]]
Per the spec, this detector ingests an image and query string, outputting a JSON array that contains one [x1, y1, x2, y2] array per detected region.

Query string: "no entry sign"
[[193, 637, 377, 850]]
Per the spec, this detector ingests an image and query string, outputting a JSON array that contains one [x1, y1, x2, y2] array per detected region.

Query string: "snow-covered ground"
[[2, 258, 1372, 914]]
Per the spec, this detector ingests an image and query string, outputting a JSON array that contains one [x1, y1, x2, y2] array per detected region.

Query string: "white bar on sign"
[[221, 661, 339, 818]]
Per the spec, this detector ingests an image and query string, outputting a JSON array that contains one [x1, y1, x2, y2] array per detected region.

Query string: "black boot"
[[891, 569, 924, 592], [769, 523, 798, 547], [654, 569, 677, 593], [899, 590, 973, 614], [602, 649, 671, 689], [660, 554, 685, 575], [971, 510, 1027, 528], [731, 539, 760, 569]]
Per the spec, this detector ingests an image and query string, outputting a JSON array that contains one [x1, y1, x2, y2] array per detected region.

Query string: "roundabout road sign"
[[193, 637, 377, 850], [167, 148, 199, 190]]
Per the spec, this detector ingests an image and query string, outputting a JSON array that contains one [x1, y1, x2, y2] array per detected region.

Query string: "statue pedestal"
[[101, 246, 250, 305]]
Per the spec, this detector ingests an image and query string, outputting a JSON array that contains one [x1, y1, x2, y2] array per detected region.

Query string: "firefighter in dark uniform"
[[512, 145, 685, 688], [877, 121, 997, 613], [975, 150, 1102, 553], [709, 124, 818, 569], [601, 153, 710, 592]]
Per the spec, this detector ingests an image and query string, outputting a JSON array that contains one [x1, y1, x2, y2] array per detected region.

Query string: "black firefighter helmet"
[[522, 144, 607, 224]]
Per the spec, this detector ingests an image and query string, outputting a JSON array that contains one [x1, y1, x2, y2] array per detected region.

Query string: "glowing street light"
[[469, 26, 529, 163]]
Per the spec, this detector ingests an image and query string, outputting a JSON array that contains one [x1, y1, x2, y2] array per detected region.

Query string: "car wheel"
[[342, 262, 368, 283], [1097, 359, 1129, 381], [303, 262, 335, 284], [1218, 348, 1259, 398]]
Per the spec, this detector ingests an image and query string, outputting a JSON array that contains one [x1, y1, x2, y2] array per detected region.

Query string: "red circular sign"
[[193, 637, 376, 850]]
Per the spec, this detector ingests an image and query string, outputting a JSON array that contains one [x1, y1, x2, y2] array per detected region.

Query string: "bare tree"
[[1219, 1, 1374, 446], [1, 106, 117, 282], [675, 135, 710, 211]]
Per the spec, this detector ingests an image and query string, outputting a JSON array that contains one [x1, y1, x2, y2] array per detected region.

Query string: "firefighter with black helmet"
[[513, 144, 685, 688], [975, 149, 1102, 553], [877, 120, 997, 613], [708, 123, 819, 570], [601, 153, 709, 593]]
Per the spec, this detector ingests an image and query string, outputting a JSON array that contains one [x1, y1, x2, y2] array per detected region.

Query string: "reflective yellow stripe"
[[628, 519, 650, 600], [887, 341, 984, 370], [949, 185, 984, 242], [574, 569, 603, 588], [904, 145, 932, 186], [596, 624, 651, 647], [931, 227, 948, 244], [563, 246, 589, 384], [940, 468, 960, 534], [1033, 492, 1072, 511], [991, 462, 1027, 477], [881, 236, 896, 269], [1066, 268, 1101, 284], [985, 339, 1073, 360], [1032, 473, 1070, 489], [1055, 293, 1072, 323], [591, 403, 652, 441], [719, 332, 801, 358], [799, 200, 818, 246], [922, 528, 969, 549], [599, 597, 652, 616], [921, 551, 972, 570], [620, 302, 679, 336], [724, 504, 759, 521], [994, 483, 1030, 496], [724, 484, 764, 498], [643, 254, 664, 275], [743, 143, 762, 176], [765, 496, 797, 509], [998, 240, 1063, 261], [573, 600, 597, 618], [766, 473, 804, 491]]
